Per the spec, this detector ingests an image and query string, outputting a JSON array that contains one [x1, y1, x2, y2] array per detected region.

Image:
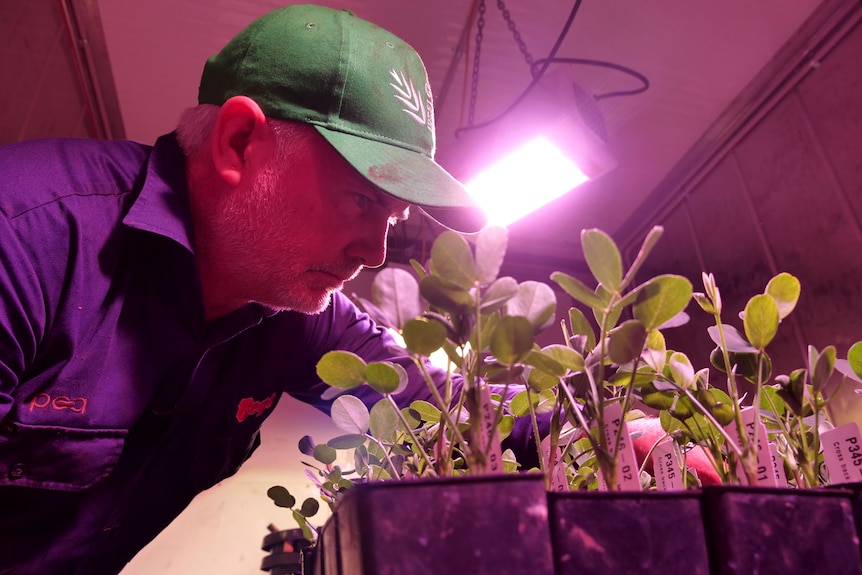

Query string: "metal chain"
[[468, 0, 486, 126], [496, 0, 534, 73]]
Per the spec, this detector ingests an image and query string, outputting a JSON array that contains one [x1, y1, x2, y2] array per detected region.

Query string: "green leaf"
[[594, 285, 622, 330], [632, 275, 693, 331], [401, 407, 421, 430], [765, 272, 800, 320], [759, 385, 786, 420], [743, 293, 779, 350], [541, 344, 585, 372], [316, 351, 367, 389], [641, 383, 675, 410], [419, 275, 474, 312], [299, 498, 320, 518], [371, 267, 421, 329], [364, 361, 407, 395], [370, 399, 400, 442], [429, 231, 477, 289], [692, 292, 715, 314], [370, 465, 392, 480], [607, 319, 647, 364], [509, 390, 533, 417], [489, 316, 535, 365], [480, 276, 519, 313], [668, 352, 695, 389], [527, 367, 559, 392], [581, 229, 623, 292], [313, 444, 337, 465], [505, 281, 557, 332], [810, 345, 836, 393], [524, 349, 566, 377], [707, 325, 757, 353], [620, 226, 663, 290], [510, 389, 556, 416], [709, 347, 771, 383], [498, 415, 515, 442], [848, 341, 862, 380], [643, 330, 667, 373], [267, 485, 295, 508], [402, 317, 447, 356], [475, 226, 508, 285], [409, 259, 427, 279], [298, 435, 315, 456], [409, 400, 442, 423], [551, 272, 605, 310], [327, 434, 367, 449], [567, 307, 596, 351], [331, 395, 370, 435]]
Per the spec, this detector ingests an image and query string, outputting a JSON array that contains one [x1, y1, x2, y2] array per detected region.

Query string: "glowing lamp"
[[466, 137, 589, 228], [445, 69, 616, 228]]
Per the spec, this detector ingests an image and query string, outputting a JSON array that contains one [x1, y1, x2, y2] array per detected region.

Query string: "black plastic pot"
[[702, 485, 862, 575], [261, 528, 313, 575], [549, 489, 710, 574], [314, 473, 554, 575]]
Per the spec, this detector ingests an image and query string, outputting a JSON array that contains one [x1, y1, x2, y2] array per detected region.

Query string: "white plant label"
[[724, 406, 778, 487], [476, 386, 503, 474], [596, 402, 642, 491], [652, 439, 684, 491], [541, 435, 569, 492], [821, 422, 862, 485], [769, 442, 788, 487]]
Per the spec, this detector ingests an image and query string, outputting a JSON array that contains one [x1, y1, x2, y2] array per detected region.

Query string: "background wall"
[[2, 2, 861, 574], [628, 18, 862, 424]]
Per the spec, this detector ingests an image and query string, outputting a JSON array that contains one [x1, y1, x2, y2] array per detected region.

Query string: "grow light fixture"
[[453, 70, 617, 229], [466, 137, 590, 228]]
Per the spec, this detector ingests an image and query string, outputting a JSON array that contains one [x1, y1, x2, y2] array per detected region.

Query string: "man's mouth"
[[308, 267, 359, 286]]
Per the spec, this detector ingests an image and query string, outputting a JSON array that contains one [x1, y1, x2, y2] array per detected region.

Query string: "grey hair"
[[175, 104, 311, 160]]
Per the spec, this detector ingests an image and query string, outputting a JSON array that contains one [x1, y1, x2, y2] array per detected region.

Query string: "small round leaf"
[[331, 395, 370, 434], [327, 433, 368, 449], [765, 272, 800, 320], [581, 229, 622, 292], [743, 293, 779, 350], [403, 317, 447, 356], [632, 275, 693, 331], [316, 351, 367, 389], [429, 231, 477, 289], [267, 485, 295, 509], [300, 498, 320, 518], [364, 361, 406, 395], [489, 316, 535, 365], [313, 444, 337, 465]]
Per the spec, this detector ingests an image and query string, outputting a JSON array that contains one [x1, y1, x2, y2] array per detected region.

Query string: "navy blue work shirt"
[[0, 134, 439, 574]]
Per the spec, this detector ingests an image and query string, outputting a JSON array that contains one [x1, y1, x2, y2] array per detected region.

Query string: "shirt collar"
[[123, 132, 196, 253]]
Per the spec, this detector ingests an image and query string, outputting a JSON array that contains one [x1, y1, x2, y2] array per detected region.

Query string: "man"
[[0, 5, 485, 573]]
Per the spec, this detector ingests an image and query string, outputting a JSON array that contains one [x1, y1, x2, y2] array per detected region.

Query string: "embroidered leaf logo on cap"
[[389, 69, 428, 126]]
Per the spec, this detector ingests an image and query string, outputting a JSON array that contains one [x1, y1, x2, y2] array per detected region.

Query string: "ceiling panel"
[[96, 0, 827, 275]]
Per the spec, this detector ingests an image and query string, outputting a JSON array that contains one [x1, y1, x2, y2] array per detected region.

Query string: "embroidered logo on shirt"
[[236, 393, 276, 423], [390, 69, 429, 127], [29, 393, 88, 415]]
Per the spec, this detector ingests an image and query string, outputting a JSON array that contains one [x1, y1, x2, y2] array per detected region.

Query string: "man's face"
[[218, 126, 410, 314]]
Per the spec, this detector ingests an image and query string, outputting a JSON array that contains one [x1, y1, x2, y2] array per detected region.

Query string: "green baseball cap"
[[198, 4, 486, 233]]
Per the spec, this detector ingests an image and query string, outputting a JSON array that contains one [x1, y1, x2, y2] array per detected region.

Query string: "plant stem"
[[385, 394, 437, 476], [524, 385, 546, 475]]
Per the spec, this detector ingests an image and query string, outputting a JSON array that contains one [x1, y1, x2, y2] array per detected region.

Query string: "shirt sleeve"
[[285, 290, 455, 414], [0, 213, 46, 421]]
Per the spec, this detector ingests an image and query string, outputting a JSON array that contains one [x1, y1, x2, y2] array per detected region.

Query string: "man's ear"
[[210, 96, 273, 187]]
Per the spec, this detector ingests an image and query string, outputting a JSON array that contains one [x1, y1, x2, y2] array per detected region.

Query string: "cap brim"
[[314, 126, 487, 233]]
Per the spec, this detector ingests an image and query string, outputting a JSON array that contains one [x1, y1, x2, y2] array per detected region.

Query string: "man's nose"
[[347, 217, 389, 269]]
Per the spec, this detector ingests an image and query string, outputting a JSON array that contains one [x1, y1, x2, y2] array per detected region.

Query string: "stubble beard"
[[242, 155, 362, 315]]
